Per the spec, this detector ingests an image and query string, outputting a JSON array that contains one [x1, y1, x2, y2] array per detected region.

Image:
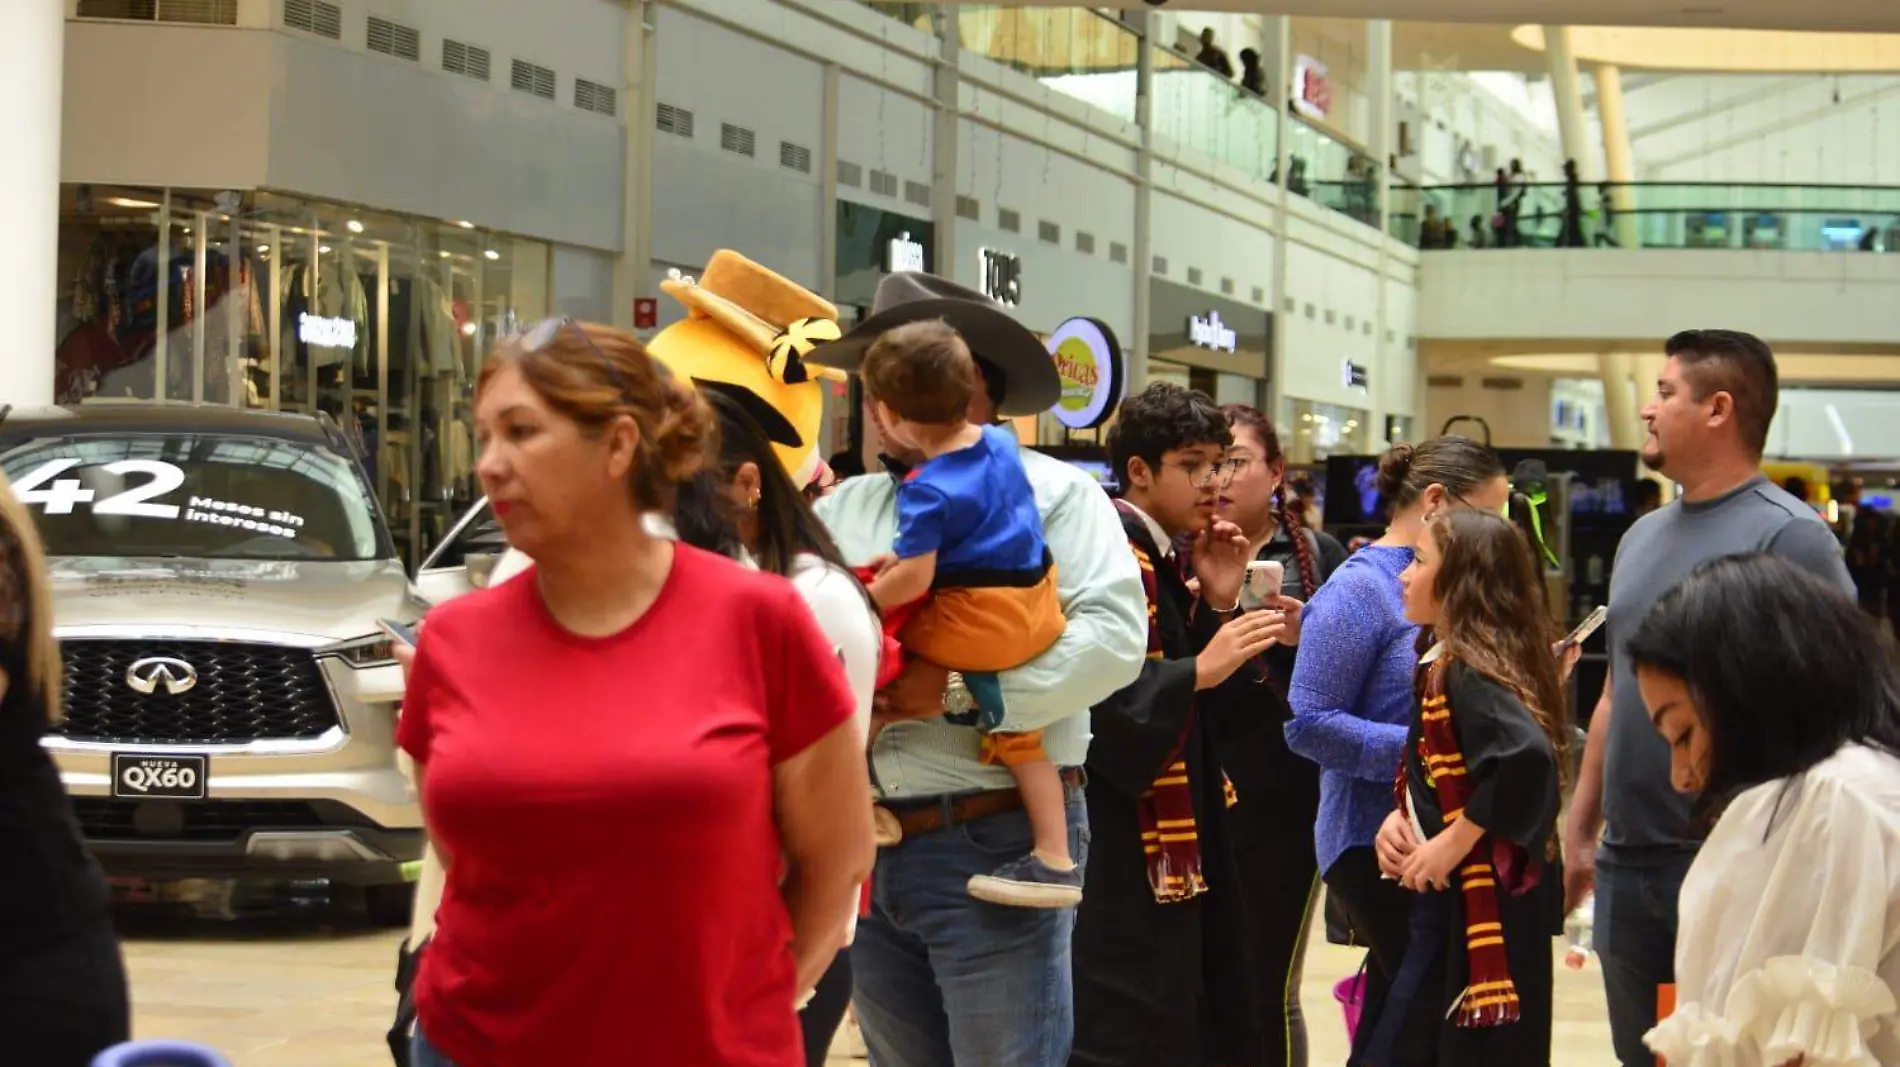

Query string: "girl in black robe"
[[1365, 509, 1567, 1067]]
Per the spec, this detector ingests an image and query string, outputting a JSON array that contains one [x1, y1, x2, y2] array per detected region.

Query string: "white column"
[[1593, 63, 1642, 248], [0, 1, 64, 405], [1597, 353, 1640, 450], [1266, 14, 1292, 424], [1368, 20, 1394, 440], [611, 1, 657, 330], [1127, 12, 1157, 398], [1542, 25, 1590, 176], [929, 8, 961, 285]]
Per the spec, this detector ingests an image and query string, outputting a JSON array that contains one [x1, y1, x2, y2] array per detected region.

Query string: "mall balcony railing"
[[854, 2, 1386, 232], [1400, 182, 1900, 253]]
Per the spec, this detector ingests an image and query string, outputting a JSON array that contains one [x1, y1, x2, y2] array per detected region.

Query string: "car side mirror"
[[465, 551, 500, 589]]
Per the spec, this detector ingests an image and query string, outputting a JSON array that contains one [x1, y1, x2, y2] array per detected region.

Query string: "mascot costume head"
[[647, 250, 845, 485]]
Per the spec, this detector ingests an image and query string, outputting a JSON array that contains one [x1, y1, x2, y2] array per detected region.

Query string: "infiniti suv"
[[1, 405, 426, 921]]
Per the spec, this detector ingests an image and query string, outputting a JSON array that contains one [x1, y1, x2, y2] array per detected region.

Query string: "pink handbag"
[[1334, 969, 1367, 1042]]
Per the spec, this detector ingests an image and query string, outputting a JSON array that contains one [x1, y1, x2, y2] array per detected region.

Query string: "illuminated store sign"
[[298, 314, 357, 349], [1187, 311, 1238, 353], [979, 248, 1022, 307], [1047, 317, 1125, 431], [885, 232, 926, 274]]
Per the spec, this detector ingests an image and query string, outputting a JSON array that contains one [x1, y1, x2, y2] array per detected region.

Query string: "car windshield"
[[0, 432, 387, 562]]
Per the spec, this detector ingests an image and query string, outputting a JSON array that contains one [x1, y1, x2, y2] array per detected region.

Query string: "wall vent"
[[511, 59, 557, 100], [955, 196, 980, 221], [1385, 329, 1396, 342], [282, 0, 341, 38], [367, 16, 420, 62], [1075, 232, 1096, 255], [1304, 303, 1316, 319], [1284, 296, 1297, 313], [1038, 220, 1061, 245], [78, 0, 237, 24], [868, 170, 899, 197], [1187, 266, 1204, 286], [1324, 309, 1337, 325], [1363, 321, 1374, 336], [779, 142, 813, 174], [1426, 375, 1464, 388], [837, 160, 863, 188], [1153, 255, 1169, 275], [442, 39, 491, 81], [1343, 315, 1356, 331], [998, 208, 1022, 233], [575, 78, 618, 116], [1109, 242, 1129, 264], [1481, 377, 1526, 391], [1251, 286, 1266, 304], [721, 123, 758, 158], [1220, 277, 1235, 296], [656, 103, 695, 139], [904, 180, 931, 207]]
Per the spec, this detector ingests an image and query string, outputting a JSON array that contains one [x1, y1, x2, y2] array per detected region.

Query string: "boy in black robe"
[[1072, 384, 1294, 1067]]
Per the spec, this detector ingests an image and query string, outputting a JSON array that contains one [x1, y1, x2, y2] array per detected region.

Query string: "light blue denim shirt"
[[816, 447, 1147, 800]]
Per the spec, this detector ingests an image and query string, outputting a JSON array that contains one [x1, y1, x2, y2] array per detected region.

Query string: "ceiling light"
[[319, 245, 333, 254], [454, 220, 475, 229], [438, 250, 451, 259], [460, 322, 479, 337], [346, 219, 365, 234], [483, 249, 501, 261], [106, 196, 159, 209], [257, 244, 270, 253]]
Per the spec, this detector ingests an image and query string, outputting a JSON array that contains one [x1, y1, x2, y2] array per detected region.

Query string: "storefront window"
[[1284, 398, 1370, 463], [55, 185, 549, 564]]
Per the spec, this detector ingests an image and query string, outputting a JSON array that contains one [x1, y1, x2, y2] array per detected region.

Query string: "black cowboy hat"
[[804, 273, 1060, 417]]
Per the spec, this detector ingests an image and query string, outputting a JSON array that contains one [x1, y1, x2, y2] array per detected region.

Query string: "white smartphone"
[[1241, 560, 1285, 611], [379, 617, 419, 648], [1561, 605, 1608, 648]]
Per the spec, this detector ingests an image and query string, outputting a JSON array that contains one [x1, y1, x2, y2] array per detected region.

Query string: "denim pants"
[[1594, 851, 1694, 1067], [851, 787, 1090, 1067], [411, 1025, 457, 1067]]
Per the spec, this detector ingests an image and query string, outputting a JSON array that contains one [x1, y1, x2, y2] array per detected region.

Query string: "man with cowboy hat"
[[809, 274, 1147, 1066]]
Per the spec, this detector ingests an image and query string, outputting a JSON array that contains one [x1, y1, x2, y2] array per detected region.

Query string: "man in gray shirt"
[[1562, 329, 1853, 1066]]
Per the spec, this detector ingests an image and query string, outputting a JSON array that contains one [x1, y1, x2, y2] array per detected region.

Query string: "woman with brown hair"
[[397, 320, 874, 1066], [1370, 508, 1568, 1065], [1207, 404, 1347, 1067], [0, 470, 130, 1066]]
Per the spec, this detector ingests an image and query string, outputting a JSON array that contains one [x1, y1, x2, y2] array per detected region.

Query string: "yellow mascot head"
[[647, 251, 844, 482]]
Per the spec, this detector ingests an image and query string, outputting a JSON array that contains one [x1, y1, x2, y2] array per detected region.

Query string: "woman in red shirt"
[[398, 319, 874, 1067]]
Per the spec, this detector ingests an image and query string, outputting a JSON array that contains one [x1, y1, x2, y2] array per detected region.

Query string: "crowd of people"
[[1, 261, 1896, 1067]]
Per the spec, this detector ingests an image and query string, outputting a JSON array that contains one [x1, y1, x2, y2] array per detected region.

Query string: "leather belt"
[[873, 767, 1085, 846]]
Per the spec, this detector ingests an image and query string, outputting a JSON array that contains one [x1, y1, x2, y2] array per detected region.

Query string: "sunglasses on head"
[[510, 316, 634, 397]]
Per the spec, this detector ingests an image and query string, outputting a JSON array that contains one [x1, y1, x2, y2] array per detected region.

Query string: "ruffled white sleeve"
[[1647, 755, 1900, 1067]]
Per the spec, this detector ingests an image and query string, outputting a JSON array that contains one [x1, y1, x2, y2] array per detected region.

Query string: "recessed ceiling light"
[[319, 245, 333, 254], [106, 196, 159, 209], [346, 219, 365, 234], [454, 220, 475, 229], [438, 250, 451, 259], [483, 249, 501, 261], [460, 322, 479, 336], [257, 244, 271, 253]]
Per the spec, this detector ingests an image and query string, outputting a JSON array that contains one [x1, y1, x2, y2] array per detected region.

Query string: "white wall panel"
[[552, 246, 616, 322], [333, 0, 624, 91], [1281, 240, 1381, 410], [648, 139, 823, 290], [958, 121, 1136, 254], [1148, 192, 1275, 307], [1417, 249, 1900, 347], [1631, 74, 1900, 185], [656, 5, 826, 178], [951, 224, 1134, 344], [837, 73, 934, 210]]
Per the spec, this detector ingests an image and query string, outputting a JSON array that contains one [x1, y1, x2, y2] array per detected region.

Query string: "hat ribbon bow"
[[767, 317, 842, 385]]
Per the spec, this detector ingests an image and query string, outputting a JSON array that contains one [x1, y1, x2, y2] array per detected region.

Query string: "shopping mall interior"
[[6, 0, 1900, 1064]]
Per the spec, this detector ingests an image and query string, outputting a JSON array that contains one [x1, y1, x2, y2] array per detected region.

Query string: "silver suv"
[[1, 405, 440, 922]]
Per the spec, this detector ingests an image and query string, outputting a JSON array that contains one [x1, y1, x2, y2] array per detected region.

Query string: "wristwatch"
[[943, 671, 977, 717]]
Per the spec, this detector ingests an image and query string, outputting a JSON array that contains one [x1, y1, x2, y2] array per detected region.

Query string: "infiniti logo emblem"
[[126, 657, 199, 696]]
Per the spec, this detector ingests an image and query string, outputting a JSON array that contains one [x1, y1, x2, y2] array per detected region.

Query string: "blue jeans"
[[1594, 851, 1694, 1067], [851, 788, 1089, 1067], [412, 1025, 458, 1067]]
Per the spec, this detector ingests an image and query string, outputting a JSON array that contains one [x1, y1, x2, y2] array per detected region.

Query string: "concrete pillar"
[[1368, 20, 1394, 437], [1266, 14, 1292, 424], [611, 1, 657, 330], [1128, 11, 1158, 398], [1542, 26, 1591, 177], [1593, 63, 1642, 248], [1, 1, 64, 405], [929, 8, 961, 285], [1597, 353, 1641, 450]]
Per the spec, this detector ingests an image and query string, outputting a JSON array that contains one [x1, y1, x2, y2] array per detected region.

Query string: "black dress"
[[1369, 659, 1562, 1067], [1072, 510, 1256, 1067], [0, 560, 130, 1066]]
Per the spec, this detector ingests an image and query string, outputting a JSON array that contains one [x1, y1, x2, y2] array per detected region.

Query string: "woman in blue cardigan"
[[1284, 435, 1507, 1065]]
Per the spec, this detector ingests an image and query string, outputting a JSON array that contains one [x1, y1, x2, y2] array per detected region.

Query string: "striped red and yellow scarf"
[[1405, 657, 1527, 1028], [1117, 502, 1207, 904]]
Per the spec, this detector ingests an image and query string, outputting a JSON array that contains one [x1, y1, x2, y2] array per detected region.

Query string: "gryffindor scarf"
[[1115, 501, 1207, 904], [1402, 655, 1529, 1028]]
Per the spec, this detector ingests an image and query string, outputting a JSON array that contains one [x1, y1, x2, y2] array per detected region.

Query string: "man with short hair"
[[809, 273, 1147, 1067], [1562, 329, 1853, 1066]]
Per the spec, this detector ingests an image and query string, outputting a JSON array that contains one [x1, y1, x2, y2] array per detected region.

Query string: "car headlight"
[[324, 634, 397, 668]]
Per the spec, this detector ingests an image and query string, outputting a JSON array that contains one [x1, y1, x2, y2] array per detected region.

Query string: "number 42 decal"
[[11, 458, 187, 519]]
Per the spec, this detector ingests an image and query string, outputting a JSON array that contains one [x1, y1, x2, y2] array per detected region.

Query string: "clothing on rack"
[[280, 261, 370, 377]]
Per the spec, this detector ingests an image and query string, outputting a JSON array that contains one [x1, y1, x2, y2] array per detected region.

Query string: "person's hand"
[[389, 620, 422, 674], [1262, 594, 1305, 646], [1190, 518, 1251, 611], [872, 657, 952, 733], [1399, 829, 1467, 893], [1562, 826, 1597, 914], [1553, 640, 1582, 683], [1375, 809, 1419, 878], [1195, 611, 1284, 690]]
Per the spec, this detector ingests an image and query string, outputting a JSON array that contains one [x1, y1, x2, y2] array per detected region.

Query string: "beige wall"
[[1424, 374, 1554, 448]]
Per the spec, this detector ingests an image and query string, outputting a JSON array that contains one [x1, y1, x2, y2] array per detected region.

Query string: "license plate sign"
[[111, 753, 207, 800]]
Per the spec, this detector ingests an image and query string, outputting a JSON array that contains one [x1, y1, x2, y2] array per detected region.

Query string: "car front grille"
[[56, 640, 339, 744], [71, 798, 343, 842]]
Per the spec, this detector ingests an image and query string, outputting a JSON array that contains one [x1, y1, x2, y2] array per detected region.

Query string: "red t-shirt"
[[397, 545, 854, 1067]]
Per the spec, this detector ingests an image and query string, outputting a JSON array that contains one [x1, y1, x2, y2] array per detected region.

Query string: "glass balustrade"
[[1287, 117, 1382, 230], [953, 6, 1144, 125], [1148, 46, 1277, 181], [1409, 183, 1900, 253]]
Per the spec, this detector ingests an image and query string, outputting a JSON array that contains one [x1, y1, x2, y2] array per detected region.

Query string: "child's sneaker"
[[967, 854, 1083, 909]]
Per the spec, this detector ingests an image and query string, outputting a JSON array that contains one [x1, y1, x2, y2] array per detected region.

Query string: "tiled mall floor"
[[121, 901, 1619, 1065]]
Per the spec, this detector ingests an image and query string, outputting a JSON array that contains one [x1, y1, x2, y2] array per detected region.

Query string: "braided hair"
[[1222, 405, 1320, 598]]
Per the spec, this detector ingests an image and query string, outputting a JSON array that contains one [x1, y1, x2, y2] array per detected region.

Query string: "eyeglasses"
[[511, 316, 630, 397], [1171, 458, 1240, 489], [1448, 489, 1510, 520]]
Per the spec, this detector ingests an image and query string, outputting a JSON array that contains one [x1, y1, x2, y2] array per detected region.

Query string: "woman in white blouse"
[[1626, 554, 1900, 1067]]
